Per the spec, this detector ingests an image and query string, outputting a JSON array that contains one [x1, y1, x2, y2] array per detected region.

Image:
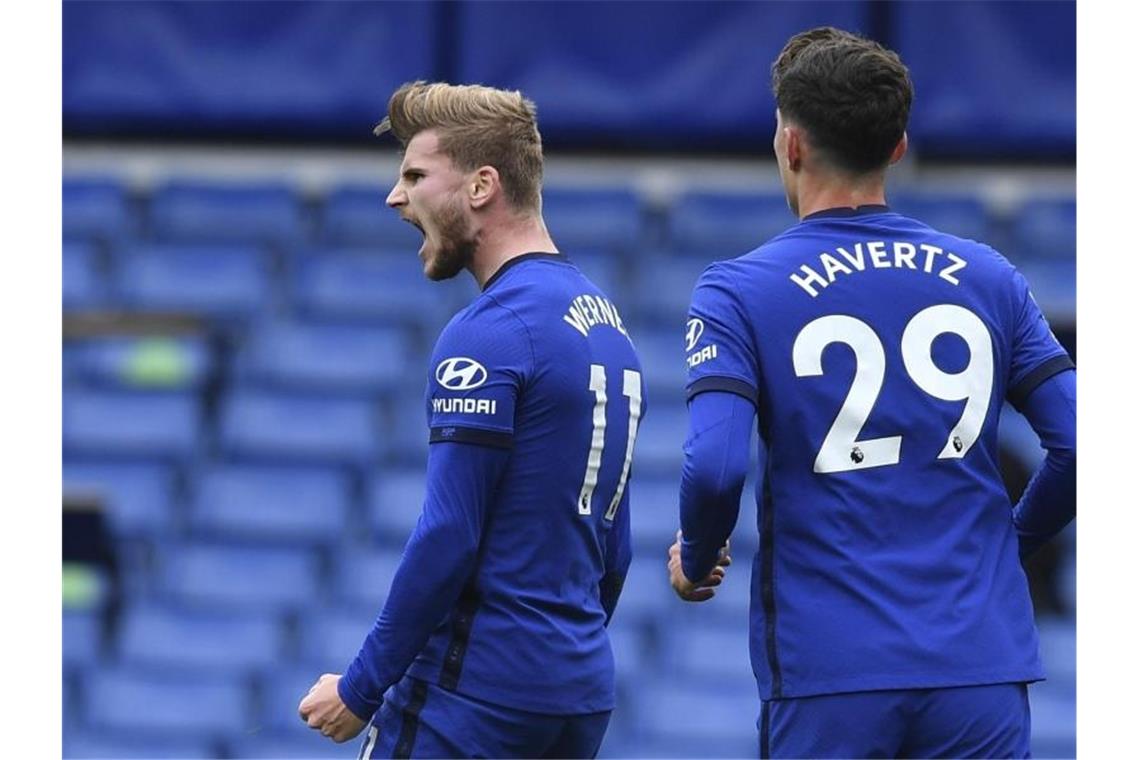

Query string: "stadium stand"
[[61, 170, 1076, 758]]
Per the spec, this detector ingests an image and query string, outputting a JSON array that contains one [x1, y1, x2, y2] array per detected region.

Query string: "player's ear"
[[786, 126, 803, 172], [470, 166, 499, 209], [889, 132, 908, 165]]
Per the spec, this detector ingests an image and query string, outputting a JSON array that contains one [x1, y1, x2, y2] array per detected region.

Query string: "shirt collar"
[[802, 204, 891, 221], [482, 251, 566, 292]]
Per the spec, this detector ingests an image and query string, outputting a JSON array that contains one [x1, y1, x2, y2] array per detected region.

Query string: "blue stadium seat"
[[63, 610, 103, 671], [83, 666, 252, 737], [63, 176, 134, 245], [296, 606, 377, 671], [1027, 685, 1076, 759], [64, 729, 215, 760], [630, 326, 688, 406], [116, 602, 285, 674], [190, 463, 351, 547], [1036, 617, 1076, 683], [627, 252, 710, 324], [669, 191, 792, 254], [543, 186, 645, 252], [609, 556, 673, 625], [891, 192, 993, 244], [569, 248, 629, 302], [384, 391, 430, 467], [629, 677, 760, 758], [1011, 197, 1075, 261], [63, 242, 107, 311], [628, 476, 680, 552], [160, 542, 321, 613], [234, 319, 413, 395], [331, 547, 402, 609], [320, 183, 423, 249], [632, 403, 687, 473], [63, 390, 201, 463], [63, 460, 177, 539], [292, 249, 473, 330], [114, 244, 273, 321], [369, 469, 425, 543], [65, 335, 213, 391], [659, 619, 755, 683], [607, 620, 651, 682], [1016, 259, 1076, 322], [149, 179, 304, 247], [218, 388, 381, 468], [229, 734, 352, 759]]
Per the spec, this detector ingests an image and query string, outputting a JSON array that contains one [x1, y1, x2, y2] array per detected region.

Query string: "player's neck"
[[469, 213, 558, 289], [795, 172, 887, 220]]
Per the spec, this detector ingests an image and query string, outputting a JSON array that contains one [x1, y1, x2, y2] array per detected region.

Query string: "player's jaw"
[[410, 195, 477, 282]]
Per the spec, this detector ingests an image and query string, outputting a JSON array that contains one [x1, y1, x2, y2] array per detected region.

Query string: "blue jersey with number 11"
[[410, 252, 645, 714], [685, 205, 1072, 699]]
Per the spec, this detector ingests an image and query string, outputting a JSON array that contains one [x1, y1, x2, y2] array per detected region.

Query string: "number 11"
[[577, 365, 642, 519]]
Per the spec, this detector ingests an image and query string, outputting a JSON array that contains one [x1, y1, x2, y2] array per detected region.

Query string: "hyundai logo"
[[435, 357, 488, 390], [685, 318, 705, 352]]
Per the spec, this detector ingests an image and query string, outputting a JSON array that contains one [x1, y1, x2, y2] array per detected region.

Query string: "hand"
[[298, 673, 367, 743], [668, 530, 731, 602]]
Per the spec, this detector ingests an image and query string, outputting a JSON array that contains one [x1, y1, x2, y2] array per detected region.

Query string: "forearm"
[[1010, 370, 1076, 559], [679, 391, 755, 583], [338, 442, 507, 720]]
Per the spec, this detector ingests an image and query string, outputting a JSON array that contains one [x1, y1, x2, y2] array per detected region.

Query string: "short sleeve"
[[426, 305, 531, 449], [1006, 270, 1074, 408], [684, 263, 760, 405]]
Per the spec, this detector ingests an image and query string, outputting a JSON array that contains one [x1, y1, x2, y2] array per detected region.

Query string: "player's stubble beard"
[[422, 194, 477, 282]]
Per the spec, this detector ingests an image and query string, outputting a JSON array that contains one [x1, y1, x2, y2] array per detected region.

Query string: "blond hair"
[[375, 81, 544, 212]]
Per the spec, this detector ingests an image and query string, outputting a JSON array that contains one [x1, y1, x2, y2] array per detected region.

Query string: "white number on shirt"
[[793, 305, 994, 474], [793, 315, 901, 472], [578, 365, 642, 518]]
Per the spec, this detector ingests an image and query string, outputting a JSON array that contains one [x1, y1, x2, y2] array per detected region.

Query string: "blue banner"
[[62, 0, 1075, 157]]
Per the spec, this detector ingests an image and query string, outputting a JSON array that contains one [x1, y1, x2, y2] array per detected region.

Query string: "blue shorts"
[[358, 674, 612, 759], [760, 682, 1031, 758]]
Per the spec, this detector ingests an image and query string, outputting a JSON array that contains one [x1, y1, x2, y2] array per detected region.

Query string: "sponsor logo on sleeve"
[[685, 317, 719, 368], [685, 318, 705, 352], [435, 357, 488, 390]]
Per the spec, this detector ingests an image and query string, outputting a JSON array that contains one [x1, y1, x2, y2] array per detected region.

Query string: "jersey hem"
[[406, 660, 615, 715], [758, 667, 1046, 701]]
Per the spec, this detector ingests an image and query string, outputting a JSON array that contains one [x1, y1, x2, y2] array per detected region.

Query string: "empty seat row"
[[63, 243, 473, 329], [62, 453, 751, 559], [64, 176, 1076, 263], [60, 381, 704, 470]]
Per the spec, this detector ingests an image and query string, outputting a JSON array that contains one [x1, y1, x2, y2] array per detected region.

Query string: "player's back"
[[408, 253, 645, 714], [689, 206, 1068, 699]]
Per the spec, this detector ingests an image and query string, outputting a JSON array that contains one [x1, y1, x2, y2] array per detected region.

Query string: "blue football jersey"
[[685, 205, 1072, 699], [405, 252, 645, 714]]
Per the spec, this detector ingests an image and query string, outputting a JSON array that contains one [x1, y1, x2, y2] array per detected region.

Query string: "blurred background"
[[61, 1, 1076, 758]]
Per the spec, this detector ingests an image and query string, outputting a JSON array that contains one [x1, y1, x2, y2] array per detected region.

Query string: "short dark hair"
[[771, 27, 913, 175]]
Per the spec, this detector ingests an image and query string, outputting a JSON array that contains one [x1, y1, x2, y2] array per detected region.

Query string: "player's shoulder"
[[889, 211, 1015, 267], [433, 290, 528, 359], [690, 248, 768, 300]]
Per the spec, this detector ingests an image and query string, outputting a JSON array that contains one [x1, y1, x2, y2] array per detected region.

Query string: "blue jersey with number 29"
[[408, 252, 645, 714], [685, 206, 1072, 700]]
